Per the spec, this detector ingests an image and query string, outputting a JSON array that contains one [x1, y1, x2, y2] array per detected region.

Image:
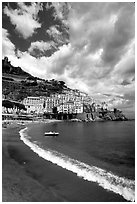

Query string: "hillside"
[[2, 57, 128, 121], [2, 57, 69, 101], [2, 57, 32, 78]]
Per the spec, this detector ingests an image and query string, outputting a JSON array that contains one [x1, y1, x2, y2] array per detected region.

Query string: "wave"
[[19, 127, 135, 202]]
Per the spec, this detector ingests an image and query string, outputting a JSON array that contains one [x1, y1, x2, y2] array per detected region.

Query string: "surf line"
[[19, 127, 135, 202]]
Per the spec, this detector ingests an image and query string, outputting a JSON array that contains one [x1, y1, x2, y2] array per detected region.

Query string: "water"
[[19, 121, 135, 201]]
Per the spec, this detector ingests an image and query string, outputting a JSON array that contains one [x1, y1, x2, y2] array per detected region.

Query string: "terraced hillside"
[[2, 57, 69, 101]]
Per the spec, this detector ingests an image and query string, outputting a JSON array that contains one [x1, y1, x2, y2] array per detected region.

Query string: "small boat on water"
[[44, 131, 59, 136], [17, 122, 25, 125]]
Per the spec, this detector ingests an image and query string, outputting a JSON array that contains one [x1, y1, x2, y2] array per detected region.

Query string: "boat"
[[71, 119, 82, 122], [44, 131, 59, 136], [17, 122, 25, 125]]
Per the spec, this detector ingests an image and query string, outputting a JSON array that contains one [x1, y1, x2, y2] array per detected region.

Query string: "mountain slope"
[[2, 57, 69, 101]]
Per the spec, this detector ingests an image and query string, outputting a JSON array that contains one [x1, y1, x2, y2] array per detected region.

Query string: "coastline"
[[2, 120, 64, 202], [2, 120, 127, 202]]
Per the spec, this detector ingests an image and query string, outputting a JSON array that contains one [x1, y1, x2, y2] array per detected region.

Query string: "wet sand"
[[2, 121, 126, 202]]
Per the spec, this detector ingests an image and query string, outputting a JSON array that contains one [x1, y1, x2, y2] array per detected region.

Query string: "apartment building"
[[22, 96, 44, 114], [22, 89, 93, 114], [57, 100, 83, 114]]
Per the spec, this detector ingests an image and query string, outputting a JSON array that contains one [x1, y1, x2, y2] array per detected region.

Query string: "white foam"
[[19, 127, 135, 202]]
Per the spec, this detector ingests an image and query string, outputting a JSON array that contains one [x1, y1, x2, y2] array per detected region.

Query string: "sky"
[[2, 2, 135, 118]]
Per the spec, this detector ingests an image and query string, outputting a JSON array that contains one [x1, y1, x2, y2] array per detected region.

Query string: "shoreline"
[[2, 120, 127, 202], [2, 119, 65, 202]]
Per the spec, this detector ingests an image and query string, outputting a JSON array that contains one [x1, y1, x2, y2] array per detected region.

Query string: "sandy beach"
[[2, 120, 126, 202], [2, 120, 65, 202]]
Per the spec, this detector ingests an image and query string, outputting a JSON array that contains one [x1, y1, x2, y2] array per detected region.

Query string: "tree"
[[2, 100, 14, 113], [2, 100, 13, 109], [59, 81, 65, 86], [14, 102, 26, 110]]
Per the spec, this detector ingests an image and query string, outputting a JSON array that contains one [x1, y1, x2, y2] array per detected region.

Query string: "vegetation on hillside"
[[2, 57, 128, 121], [2, 100, 26, 112], [2, 57, 68, 101], [2, 57, 32, 77]]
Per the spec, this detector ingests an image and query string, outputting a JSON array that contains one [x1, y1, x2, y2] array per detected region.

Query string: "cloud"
[[121, 79, 131, 86], [45, 3, 53, 11], [69, 3, 134, 66], [47, 25, 61, 36], [64, 3, 135, 101], [28, 40, 57, 56], [110, 40, 135, 85], [102, 4, 134, 66], [51, 2, 70, 27], [2, 3, 135, 116], [3, 3, 43, 39], [47, 25, 69, 48], [2, 28, 15, 57]]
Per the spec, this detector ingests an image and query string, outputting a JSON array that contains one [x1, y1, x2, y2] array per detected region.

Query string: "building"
[[57, 101, 74, 113], [22, 89, 94, 115], [57, 100, 83, 114], [22, 96, 44, 114], [74, 101, 84, 113]]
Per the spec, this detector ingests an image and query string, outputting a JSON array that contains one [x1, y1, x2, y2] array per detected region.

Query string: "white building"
[[57, 101, 74, 113], [22, 96, 44, 114], [22, 89, 93, 114], [57, 100, 83, 114], [74, 101, 84, 113]]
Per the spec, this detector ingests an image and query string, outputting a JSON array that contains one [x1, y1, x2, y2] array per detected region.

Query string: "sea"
[[19, 120, 135, 202]]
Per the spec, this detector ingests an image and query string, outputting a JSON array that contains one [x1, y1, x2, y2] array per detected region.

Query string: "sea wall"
[[76, 113, 93, 120]]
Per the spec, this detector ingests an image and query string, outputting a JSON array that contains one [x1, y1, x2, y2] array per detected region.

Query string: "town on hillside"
[[2, 57, 128, 122]]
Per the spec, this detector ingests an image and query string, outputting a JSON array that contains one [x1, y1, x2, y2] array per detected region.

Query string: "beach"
[[2, 120, 66, 202], [2, 120, 128, 202]]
